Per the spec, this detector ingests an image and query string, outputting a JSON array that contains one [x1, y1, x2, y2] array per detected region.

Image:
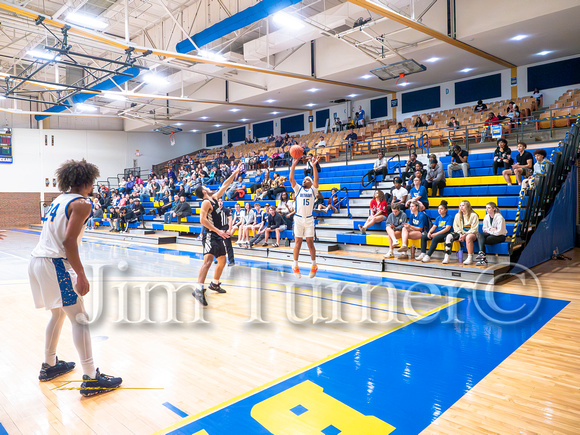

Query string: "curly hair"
[[56, 159, 100, 192]]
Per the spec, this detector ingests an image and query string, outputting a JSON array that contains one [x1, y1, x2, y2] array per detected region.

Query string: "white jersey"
[[31, 193, 89, 258], [293, 184, 318, 219]]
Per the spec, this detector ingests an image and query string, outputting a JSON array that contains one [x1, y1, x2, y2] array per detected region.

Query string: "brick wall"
[[0, 192, 42, 228]]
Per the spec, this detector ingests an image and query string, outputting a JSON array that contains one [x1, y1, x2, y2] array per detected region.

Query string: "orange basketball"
[[290, 145, 303, 160]]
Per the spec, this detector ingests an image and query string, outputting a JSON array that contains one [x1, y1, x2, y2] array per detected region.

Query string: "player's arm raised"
[[200, 201, 229, 239], [289, 158, 299, 189], [312, 156, 320, 189], [63, 199, 92, 296], [215, 167, 241, 200]]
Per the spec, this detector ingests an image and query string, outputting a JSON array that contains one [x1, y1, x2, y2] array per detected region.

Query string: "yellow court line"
[[153, 297, 461, 435]]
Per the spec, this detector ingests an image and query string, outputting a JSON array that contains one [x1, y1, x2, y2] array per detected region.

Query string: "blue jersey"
[[433, 214, 453, 232], [254, 209, 266, 224], [409, 186, 428, 204], [409, 211, 429, 232]]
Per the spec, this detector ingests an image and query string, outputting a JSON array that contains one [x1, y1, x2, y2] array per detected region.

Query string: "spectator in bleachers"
[[156, 191, 172, 217], [395, 122, 407, 133], [267, 134, 275, 142], [314, 191, 326, 211], [532, 88, 543, 110], [384, 204, 408, 258], [447, 116, 460, 130], [119, 177, 127, 193], [328, 187, 343, 212], [480, 112, 501, 142], [250, 169, 266, 193], [277, 191, 295, 228], [358, 189, 388, 234], [402, 152, 418, 182], [522, 149, 549, 189], [238, 203, 255, 245], [243, 202, 267, 246], [166, 168, 177, 182], [425, 115, 434, 126], [225, 176, 244, 200], [364, 151, 388, 185], [476, 202, 507, 266], [406, 177, 429, 211], [390, 177, 408, 212], [86, 203, 103, 230], [405, 168, 427, 192], [131, 198, 145, 227], [346, 118, 356, 130], [248, 206, 286, 248], [304, 154, 321, 178], [119, 206, 138, 233], [357, 106, 365, 127], [492, 139, 513, 175], [397, 201, 430, 260], [474, 100, 488, 112], [503, 141, 533, 185], [164, 195, 180, 223], [316, 136, 326, 148], [426, 158, 446, 197], [419, 200, 453, 263], [333, 118, 342, 132], [345, 129, 358, 142], [443, 200, 479, 265], [105, 206, 120, 232], [413, 116, 424, 128], [231, 203, 244, 237], [447, 145, 470, 178]]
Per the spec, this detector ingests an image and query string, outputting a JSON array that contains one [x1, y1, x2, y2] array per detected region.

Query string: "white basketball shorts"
[[29, 257, 80, 310], [293, 216, 315, 238]]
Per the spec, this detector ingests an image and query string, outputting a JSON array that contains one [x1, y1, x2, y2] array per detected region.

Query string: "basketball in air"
[[290, 145, 303, 160]]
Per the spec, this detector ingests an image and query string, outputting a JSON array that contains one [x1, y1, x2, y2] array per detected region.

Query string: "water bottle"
[[458, 249, 463, 263]]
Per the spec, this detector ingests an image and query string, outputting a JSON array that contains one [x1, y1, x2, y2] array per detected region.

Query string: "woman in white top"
[[476, 202, 507, 266], [443, 200, 479, 265], [277, 191, 295, 227], [238, 202, 255, 245]]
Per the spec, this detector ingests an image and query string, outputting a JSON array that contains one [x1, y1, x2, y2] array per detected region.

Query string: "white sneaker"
[[463, 255, 474, 265], [416, 253, 425, 261], [442, 254, 449, 264], [391, 240, 401, 248], [422, 255, 431, 263], [384, 249, 394, 259]]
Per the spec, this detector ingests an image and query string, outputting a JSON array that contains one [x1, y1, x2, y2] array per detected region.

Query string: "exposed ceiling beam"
[[347, 0, 515, 69], [0, 2, 392, 93]]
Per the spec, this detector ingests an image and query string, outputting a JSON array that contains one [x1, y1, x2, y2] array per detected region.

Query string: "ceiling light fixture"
[[229, 108, 240, 112], [76, 103, 98, 112], [26, 50, 61, 61], [265, 99, 276, 103], [143, 73, 169, 85], [200, 116, 209, 120], [273, 12, 304, 29], [459, 68, 474, 73], [307, 88, 319, 93], [240, 118, 248, 122], [270, 111, 280, 115], [66, 12, 108, 29], [510, 35, 528, 41], [198, 50, 226, 62], [536, 50, 552, 56], [174, 123, 183, 126], [102, 93, 127, 101], [191, 129, 199, 133], [306, 103, 316, 107], [214, 124, 222, 127], [360, 74, 373, 79], [425, 57, 441, 63], [347, 94, 358, 98]]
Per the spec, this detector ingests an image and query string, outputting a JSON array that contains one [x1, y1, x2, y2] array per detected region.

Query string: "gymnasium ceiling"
[[0, 0, 579, 133]]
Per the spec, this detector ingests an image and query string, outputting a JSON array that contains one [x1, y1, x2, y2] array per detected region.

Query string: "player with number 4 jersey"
[[290, 155, 320, 279]]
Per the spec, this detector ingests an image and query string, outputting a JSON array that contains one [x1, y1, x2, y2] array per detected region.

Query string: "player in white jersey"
[[289, 155, 320, 278], [29, 159, 122, 396]]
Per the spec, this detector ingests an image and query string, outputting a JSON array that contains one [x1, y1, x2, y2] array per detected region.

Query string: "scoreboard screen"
[[0, 133, 12, 164]]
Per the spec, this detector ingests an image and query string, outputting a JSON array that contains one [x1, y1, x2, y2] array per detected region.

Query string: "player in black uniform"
[[217, 198, 235, 266], [193, 166, 241, 306]]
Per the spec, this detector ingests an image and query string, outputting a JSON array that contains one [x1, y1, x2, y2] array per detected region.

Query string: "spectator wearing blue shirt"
[[395, 122, 407, 134], [357, 106, 365, 127], [405, 177, 429, 211], [396, 201, 429, 260], [419, 200, 453, 262]]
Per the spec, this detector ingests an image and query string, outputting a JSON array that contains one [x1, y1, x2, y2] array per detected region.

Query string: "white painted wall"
[[1, 128, 202, 195]]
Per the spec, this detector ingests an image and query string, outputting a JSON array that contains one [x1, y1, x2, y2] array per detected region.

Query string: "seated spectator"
[[443, 200, 479, 265], [156, 191, 172, 217], [345, 130, 358, 142], [358, 189, 388, 234], [532, 88, 543, 110], [425, 115, 434, 126], [405, 177, 429, 211], [364, 151, 388, 185], [265, 173, 287, 200], [231, 203, 244, 236], [164, 195, 181, 223], [522, 149, 549, 189], [105, 206, 120, 232], [506, 101, 520, 120], [480, 112, 501, 142], [313, 191, 326, 211], [250, 169, 265, 193], [390, 177, 408, 212], [426, 158, 446, 197], [172, 195, 192, 221], [405, 168, 427, 192], [402, 152, 418, 182], [118, 177, 127, 193], [86, 203, 103, 230], [396, 201, 430, 260], [492, 139, 513, 176], [447, 145, 469, 178], [248, 206, 287, 248], [476, 202, 507, 266], [333, 117, 342, 132], [316, 136, 326, 148], [413, 116, 424, 128], [384, 204, 408, 258], [277, 191, 295, 228], [243, 203, 267, 245], [238, 203, 255, 245], [447, 116, 460, 130], [225, 176, 244, 200], [327, 187, 343, 211], [502, 141, 533, 185], [131, 198, 145, 227], [474, 100, 488, 112], [419, 200, 453, 263], [304, 154, 321, 178], [395, 122, 407, 134], [119, 207, 138, 233]]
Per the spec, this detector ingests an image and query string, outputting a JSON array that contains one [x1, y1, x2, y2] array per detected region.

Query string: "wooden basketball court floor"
[[0, 228, 578, 434]]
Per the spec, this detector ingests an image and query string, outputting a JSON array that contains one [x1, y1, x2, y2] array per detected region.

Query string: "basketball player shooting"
[[289, 155, 320, 279], [28, 159, 122, 397], [193, 166, 241, 306]]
